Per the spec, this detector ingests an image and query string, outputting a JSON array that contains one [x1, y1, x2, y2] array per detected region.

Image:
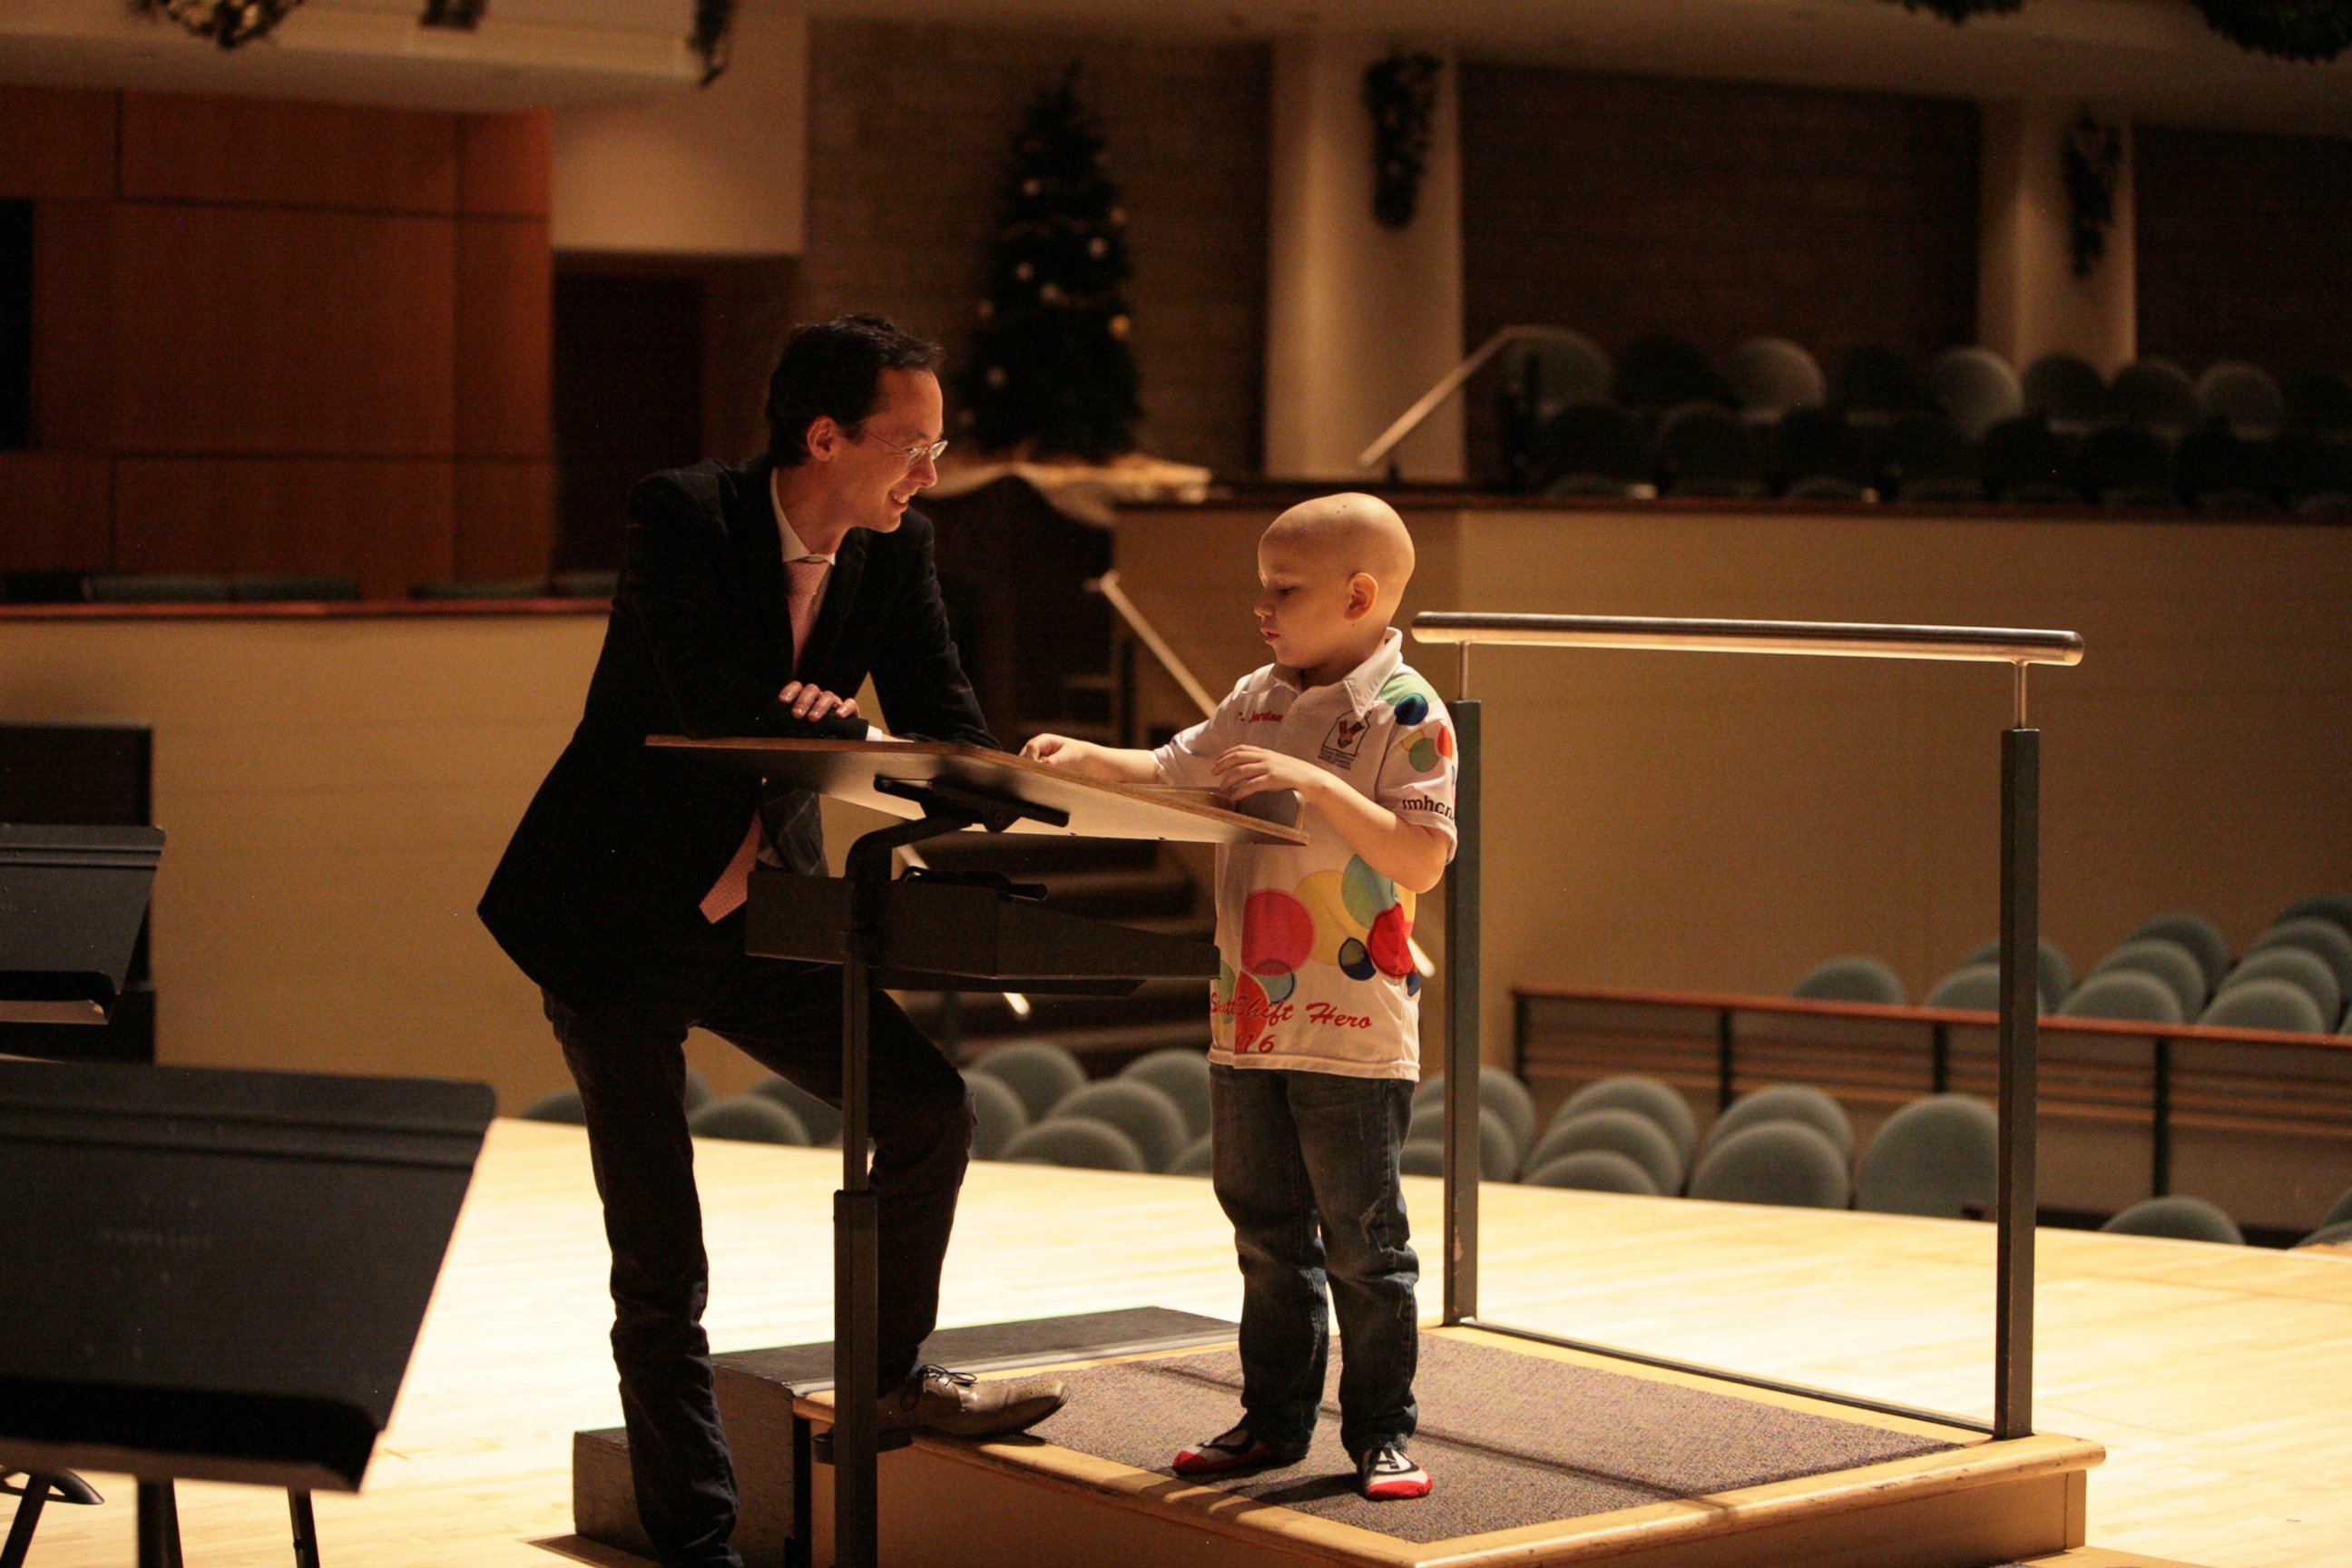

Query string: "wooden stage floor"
[[25, 1119, 2352, 1567]]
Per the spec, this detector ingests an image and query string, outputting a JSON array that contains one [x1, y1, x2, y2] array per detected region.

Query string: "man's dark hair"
[[764, 313, 944, 466]]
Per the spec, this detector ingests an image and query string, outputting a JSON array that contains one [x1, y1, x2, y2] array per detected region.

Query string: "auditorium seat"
[[2197, 361, 2287, 437], [966, 1040, 1085, 1122], [1523, 1108, 1684, 1195], [1553, 1074, 1698, 1167], [1538, 401, 1648, 496], [1769, 406, 1878, 500], [1502, 327, 1613, 422], [2101, 1194, 2244, 1245], [1120, 1047, 1210, 1140], [2088, 937, 2210, 1019], [1789, 954, 1905, 1005], [1927, 347, 2023, 440], [2214, 946, 2340, 1025], [1002, 1119, 1147, 1172], [2323, 1183, 2352, 1230], [84, 574, 233, 603], [689, 1096, 809, 1143], [412, 578, 549, 600], [1704, 1083, 1854, 1161], [2173, 419, 2279, 509], [522, 1086, 588, 1124], [1962, 936, 2073, 1011], [2279, 429, 2352, 514], [1169, 1133, 1214, 1176], [1854, 1093, 1998, 1219], [2127, 910, 2231, 995], [1651, 403, 1768, 497], [1614, 333, 1730, 413], [2275, 892, 2352, 936], [2077, 424, 2175, 507], [228, 575, 362, 602], [1398, 1138, 1446, 1177], [1406, 1101, 1520, 1181], [1980, 415, 2077, 503], [2059, 970, 2183, 1025], [552, 570, 622, 598], [2283, 368, 2352, 436], [1923, 962, 2002, 1011], [1054, 1079, 1189, 1171], [1524, 1150, 1661, 1195], [2107, 358, 2200, 437], [2198, 978, 2328, 1034], [965, 1072, 1028, 1161], [1413, 1071, 1538, 1159], [2295, 1220, 2352, 1249], [1880, 412, 1985, 502], [2022, 353, 2107, 434], [1688, 1122, 1849, 1209], [1722, 337, 1826, 423], [751, 1073, 841, 1144], [1828, 345, 1932, 425], [2247, 917, 2352, 1002]]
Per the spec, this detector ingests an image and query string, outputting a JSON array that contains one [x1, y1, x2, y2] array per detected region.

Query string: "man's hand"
[[1210, 746, 1327, 804], [780, 681, 858, 722]]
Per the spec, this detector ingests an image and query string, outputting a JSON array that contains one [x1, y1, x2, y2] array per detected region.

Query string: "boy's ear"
[[1346, 572, 1379, 620]]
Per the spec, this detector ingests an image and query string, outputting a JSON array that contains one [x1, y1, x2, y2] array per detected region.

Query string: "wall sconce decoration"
[[1362, 49, 1442, 230], [140, 0, 305, 49], [690, 0, 736, 86], [419, 0, 486, 29], [2062, 113, 2123, 279]]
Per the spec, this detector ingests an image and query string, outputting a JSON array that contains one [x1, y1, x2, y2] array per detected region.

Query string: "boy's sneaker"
[[1356, 1441, 1432, 1501], [1171, 1424, 1308, 1476]]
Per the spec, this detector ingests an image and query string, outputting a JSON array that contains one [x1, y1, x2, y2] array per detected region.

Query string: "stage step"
[[783, 1325, 2102, 1568]]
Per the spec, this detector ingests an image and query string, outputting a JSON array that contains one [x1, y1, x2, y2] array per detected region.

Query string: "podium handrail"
[[1412, 612, 2084, 666]]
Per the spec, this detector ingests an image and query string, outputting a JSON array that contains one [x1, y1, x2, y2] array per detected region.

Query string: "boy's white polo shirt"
[[1152, 628, 1458, 1082]]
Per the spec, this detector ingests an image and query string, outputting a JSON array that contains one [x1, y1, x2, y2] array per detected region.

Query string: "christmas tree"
[[958, 68, 1142, 462]]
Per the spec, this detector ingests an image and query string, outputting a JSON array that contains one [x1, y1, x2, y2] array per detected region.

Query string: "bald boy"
[[1024, 493, 1458, 1500]]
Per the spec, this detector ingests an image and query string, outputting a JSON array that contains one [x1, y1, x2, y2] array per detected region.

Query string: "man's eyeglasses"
[[856, 427, 949, 468]]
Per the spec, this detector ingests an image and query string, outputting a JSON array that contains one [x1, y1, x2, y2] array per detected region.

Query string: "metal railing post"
[[1995, 722, 2040, 1441], [1443, 699, 1483, 1325]]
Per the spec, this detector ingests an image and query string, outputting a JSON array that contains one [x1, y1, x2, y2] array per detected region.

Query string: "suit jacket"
[[479, 456, 994, 1010]]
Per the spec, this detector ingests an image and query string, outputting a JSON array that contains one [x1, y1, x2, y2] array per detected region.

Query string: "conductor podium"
[[647, 737, 1302, 1568]]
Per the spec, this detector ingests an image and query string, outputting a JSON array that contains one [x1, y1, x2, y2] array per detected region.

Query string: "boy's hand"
[[1210, 746, 1326, 803], [1022, 732, 1098, 769]]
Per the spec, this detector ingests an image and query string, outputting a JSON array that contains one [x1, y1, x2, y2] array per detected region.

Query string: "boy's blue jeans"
[[1209, 1062, 1420, 1457]]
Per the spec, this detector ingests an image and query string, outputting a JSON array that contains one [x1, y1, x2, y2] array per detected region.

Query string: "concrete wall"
[[1112, 500, 2352, 1066]]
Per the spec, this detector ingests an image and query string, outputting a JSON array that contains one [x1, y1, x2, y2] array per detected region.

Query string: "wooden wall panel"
[[120, 93, 456, 213], [0, 451, 110, 570], [457, 111, 553, 218], [113, 457, 456, 598], [456, 217, 552, 458], [107, 204, 456, 456], [0, 85, 117, 201], [30, 200, 113, 452], [456, 459, 554, 582]]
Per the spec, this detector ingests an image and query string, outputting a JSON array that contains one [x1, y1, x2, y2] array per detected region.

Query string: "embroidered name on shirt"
[[1318, 714, 1369, 767], [1239, 710, 1284, 724]]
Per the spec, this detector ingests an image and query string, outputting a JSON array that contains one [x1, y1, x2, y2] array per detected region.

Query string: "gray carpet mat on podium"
[[1024, 1334, 1962, 1544]]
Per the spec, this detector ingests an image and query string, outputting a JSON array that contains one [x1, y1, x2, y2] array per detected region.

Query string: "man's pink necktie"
[[701, 556, 830, 922]]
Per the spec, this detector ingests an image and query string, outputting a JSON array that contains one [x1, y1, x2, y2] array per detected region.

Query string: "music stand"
[[651, 738, 1301, 1568], [0, 1062, 495, 1567], [0, 825, 163, 1028]]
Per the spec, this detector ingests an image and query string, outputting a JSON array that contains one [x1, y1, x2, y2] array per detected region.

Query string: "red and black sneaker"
[[1356, 1441, 1432, 1501], [1171, 1424, 1308, 1477]]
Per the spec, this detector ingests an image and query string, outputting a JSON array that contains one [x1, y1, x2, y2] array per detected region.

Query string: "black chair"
[[412, 579, 551, 600], [1536, 401, 1647, 496], [1651, 402, 1767, 497], [1615, 334, 1730, 414], [1980, 415, 2076, 503], [1721, 337, 1826, 423], [2077, 424, 2174, 507], [1769, 406, 1878, 500], [2278, 429, 2352, 514], [1881, 411, 1984, 502], [1827, 345, 1931, 425], [1928, 347, 2022, 440], [2283, 369, 2352, 437], [2107, 358, 2200, 437], [2173, 418, 2279, 509], [228, 575, 363, 603], [2022, 353, 2107, 434], [84, 574, 233, 603], [2198, 361, 2287, 437]]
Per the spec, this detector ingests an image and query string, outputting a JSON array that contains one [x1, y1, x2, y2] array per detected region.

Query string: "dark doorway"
[[2, 201, 31, 451], [552, 270, 707, 573]]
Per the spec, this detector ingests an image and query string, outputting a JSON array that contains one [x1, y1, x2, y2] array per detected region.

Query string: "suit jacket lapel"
[[729, 457, 791, 672], [802, 526, 867, 683]]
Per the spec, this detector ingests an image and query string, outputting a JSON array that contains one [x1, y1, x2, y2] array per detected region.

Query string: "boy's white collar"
[[1269, 627, 1404, 712]]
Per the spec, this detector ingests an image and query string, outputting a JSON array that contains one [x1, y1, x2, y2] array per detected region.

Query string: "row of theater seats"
[[1792, 892, 2352, 1035], [0, 571, 621, 604], [518, 1048, 2352, 1248], [1504, 331, 2352, 510]]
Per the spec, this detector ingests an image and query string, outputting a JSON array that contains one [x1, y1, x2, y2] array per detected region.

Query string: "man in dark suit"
[[481, 316, 1063, 1568]]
